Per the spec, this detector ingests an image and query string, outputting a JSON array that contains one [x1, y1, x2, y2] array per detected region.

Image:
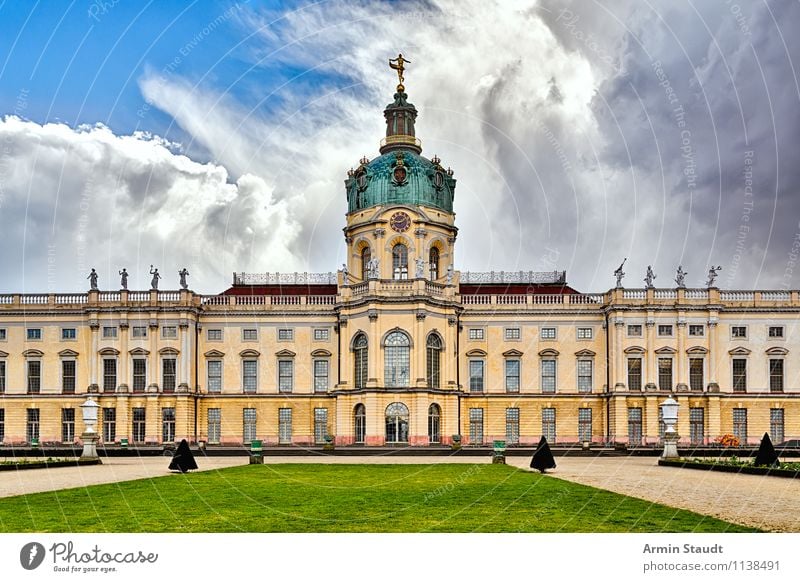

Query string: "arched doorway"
[[385, 402, 409, 443], [428, 403, 441, 444], [354, 404, 366, 444]]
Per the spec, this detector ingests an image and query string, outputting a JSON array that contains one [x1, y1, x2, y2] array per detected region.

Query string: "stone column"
[[118, 320, 129, 392], [446, 315, 457, 388], [89, 320, 99, 391], [676, 317, 687, 391], [614, 315, 625, 390], [707, 318, 719, 391], [179, 319, 190, 391], [415, 310, 426, 387], [148, 317, 159, 392], [645, 314, 656, 390], [337, 317, 349, 388], [367, 309, 379, 387]]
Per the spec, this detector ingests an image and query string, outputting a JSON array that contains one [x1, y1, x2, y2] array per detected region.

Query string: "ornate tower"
[[343, 55, 457, 283]]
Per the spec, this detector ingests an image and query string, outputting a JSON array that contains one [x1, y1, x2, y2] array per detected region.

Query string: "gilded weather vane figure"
[[389, 53, 410, 92]]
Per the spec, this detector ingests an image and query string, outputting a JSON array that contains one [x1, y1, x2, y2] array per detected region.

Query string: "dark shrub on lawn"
[[169, 439, 198, 473], [530, 436, 556, 473], [754, 433, 779, 468]]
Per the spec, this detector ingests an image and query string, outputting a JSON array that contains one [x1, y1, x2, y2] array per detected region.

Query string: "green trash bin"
[[249, 440, 263, 464], [31, 437, 40, 448], [492, 440, 506, 464], [120, 438, 128, 449]]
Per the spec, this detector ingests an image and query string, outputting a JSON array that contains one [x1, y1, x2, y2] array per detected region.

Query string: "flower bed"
[[659, 457, 800, 478], [0, 458, 101, 471]]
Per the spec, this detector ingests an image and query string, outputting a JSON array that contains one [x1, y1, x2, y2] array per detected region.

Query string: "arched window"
[[353, 334, 368, 389], [386, 402, 409, 443], [428, 403, 441, 444], [354, 404, 366, 444], [384, 331, 410, 387], [429, 247, 439, 280], [392, 244, 408, 280], [361, 247, 371, 281], [426, 333, 442, 388]]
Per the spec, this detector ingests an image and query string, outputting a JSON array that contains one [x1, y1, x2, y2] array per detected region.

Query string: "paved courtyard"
[[1, 455, 797, 531]]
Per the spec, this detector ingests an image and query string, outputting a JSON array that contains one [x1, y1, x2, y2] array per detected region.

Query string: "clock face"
[[390, 211, 411, 232], [392, 166, 407, 185]]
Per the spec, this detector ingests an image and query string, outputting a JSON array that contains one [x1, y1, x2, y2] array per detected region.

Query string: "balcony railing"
[[232, 272, 337, 285], [460, 270, 566, 285]]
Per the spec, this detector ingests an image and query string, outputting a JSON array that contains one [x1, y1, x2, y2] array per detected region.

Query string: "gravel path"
[[1, 454, 797, 532]]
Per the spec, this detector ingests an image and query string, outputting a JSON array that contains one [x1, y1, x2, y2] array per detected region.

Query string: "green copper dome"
[[345, 89, 456, 214]]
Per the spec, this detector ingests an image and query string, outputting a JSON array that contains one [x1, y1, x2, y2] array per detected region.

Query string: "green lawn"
[[0, 463, 756, 532]]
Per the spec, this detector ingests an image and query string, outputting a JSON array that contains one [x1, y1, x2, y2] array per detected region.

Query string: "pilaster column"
[[446, 315, 457, 388], [179, 319, 190, 391], [614, 316, 625, 390], [707, 318, 719, 391], [89, 320, 99, 391], [148, 317, 159, 392], [676, 318, 687, 391], [645, 314, 656, 390], [415, 310, 426, 387], [118, 319, 129, 392], [368, 309, 379, 387], [338, 317, 350, 388]]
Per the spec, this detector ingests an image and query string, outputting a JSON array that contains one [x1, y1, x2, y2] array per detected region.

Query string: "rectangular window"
[[688, 324, 704, 337], [207, 360, 222, 393], [206, 329, 223, 341], [731, 326, 747, 339], [278, 359, 293, 393], [541, 359, 556, 393], [132, 358, 146, 392], [627, 407, 642, 446], [578, 408, 592, 442], [505, 359, 520, 393], [540, 327, 556, 340], [627, 358, 642, 391], [0, 328, 6, 340], [689, 358, 704, 391], [542, 408, 556, 443], [768, 326, 784, 338], [102, 326, 117, 339], [61, 328, 76, 340], [690, 408, 705, 445], [27, 328, 42, 340], [279, 408, 292, 444], [770, 359, 784, 392], [732, 358, 747, 392], [27, 360, 41, 393], [243, 408, 257, 444], [132, 408, 146, 443], [278, 328, 294, 341], [102, 408, 116, 443], [26, 409, 40, 443], [577, 327, 593, 340], [314, 408, 328, 444], [469, 408, 484, 445], [577, 360, 593, 393], [132, 326, 147, 338], [0, 360, 5, 393], [468, 328, 484, 340], [627, 324, 642, 337], [103, 358, 117, 392], [162, 407, 176, 443], [242, 360, 258, 393], [0, 409, 4, 443], [506, 408, 520, 445], [242, 328, 258, 341], [207, 408, 221, 445], [162, 358, 177, 393], [314, 360, 329, 393], [161, 326, 177, 339], [504, 327, 520, 340], [61, 408, 75, 443], [314, 328, 329, 341], [732, 408, 747, 443], [62, 360, 76, 394], [469, 360, 484, 393], [770, 409, 785, 444], [658, 358, 673, 391], [657, 325, 673, 337]]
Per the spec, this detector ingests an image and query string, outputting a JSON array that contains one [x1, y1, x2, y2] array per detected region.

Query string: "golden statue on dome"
[[389, 53, 410, 92]]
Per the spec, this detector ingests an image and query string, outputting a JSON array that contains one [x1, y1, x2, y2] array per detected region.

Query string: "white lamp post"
[[660, 396, 680, 459], [80, 396, 101, 461]]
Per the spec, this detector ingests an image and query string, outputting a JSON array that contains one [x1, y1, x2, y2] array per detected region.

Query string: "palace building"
[[1, 62, 799, 450]]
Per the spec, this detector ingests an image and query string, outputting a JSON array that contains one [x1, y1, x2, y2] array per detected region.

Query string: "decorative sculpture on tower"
[[149, 265, 161, 290], [341, 263, 349, 285], [675, 265, 687, 288], [644, 265, 656, 288], [414, 257, 426, 279], [613, 258, 626, 288], [367, 258, 380, 280], [706, 265, 722, 288], [389, 53, 410, 91], [446, 264, 454, 285], [178, 268, 190, 290], [119, 268, 128, 290], [87, 268, 98, 290]]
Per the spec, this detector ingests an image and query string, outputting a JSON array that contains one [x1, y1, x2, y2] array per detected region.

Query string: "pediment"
[[0, 350, 7, 358], [275, 349, 296, 358], [654, 346, 677, 355], [239, 349, 261, 358], [685, 346, 708, 355], [538, 348, 560, 357], [99, 347, 120, 356], [574, 349, 596, 357], [129, 347, 150, 356], [623, 346, 645, 354], [58, 349, 80, 357], [22, 349, 44, 357], [502, 349, 524, 357], [311, 349, 332, 357], [204, 349, 225, 358], [158, 347, 179, 355], [728, 347, 751, 356], [766, 346, 789, 356], [466, 349, 487, 357]]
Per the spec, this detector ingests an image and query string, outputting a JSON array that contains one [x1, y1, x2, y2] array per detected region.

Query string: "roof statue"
[[613, 258, 626, 288], [389, 53, 410, 92]]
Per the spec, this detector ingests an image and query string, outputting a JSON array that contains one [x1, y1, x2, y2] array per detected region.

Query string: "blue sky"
[[1, 1, 799, 292]]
